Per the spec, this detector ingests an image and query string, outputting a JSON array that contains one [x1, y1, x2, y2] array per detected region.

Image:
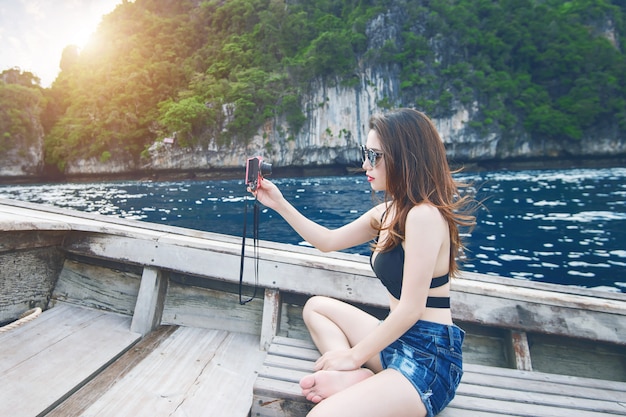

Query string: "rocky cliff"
[[140, 80, 625, 176], [139, 5, 625, 174], [3, 3, 625, 180]]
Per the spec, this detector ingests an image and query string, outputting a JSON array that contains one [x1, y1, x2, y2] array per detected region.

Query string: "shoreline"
[[1, 155, 625, 185]]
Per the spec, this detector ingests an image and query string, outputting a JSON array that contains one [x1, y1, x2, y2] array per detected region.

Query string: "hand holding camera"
[[245, 156, 284, 210], [245, 156, 272, 191]]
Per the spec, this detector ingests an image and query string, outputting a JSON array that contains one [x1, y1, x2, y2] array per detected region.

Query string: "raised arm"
[[252, 179, 381, 252]]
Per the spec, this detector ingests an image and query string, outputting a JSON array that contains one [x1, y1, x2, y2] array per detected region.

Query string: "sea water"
[[1, 167, 624, 293]]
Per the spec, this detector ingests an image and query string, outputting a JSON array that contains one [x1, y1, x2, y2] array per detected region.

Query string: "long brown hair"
[[369, 108, 476, 277]]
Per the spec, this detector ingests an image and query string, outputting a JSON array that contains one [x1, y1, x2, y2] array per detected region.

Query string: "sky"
[[0, 0, 123, 87]]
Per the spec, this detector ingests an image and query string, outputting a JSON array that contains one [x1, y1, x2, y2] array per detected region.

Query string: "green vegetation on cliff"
[[0, 69, 45, 153], [1, 0, 624, 172]]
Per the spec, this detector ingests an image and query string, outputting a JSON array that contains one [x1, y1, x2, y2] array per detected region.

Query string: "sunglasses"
[[360, 145, 384, 167]]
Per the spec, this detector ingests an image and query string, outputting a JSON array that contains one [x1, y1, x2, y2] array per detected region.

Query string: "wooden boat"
[[1, 197, 625, 417]]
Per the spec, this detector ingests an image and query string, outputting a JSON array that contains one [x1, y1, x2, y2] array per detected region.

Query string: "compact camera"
[[245, 156, 272, 191]]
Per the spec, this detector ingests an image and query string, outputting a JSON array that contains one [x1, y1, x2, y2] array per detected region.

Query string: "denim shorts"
[[380, 320, 465, 417]]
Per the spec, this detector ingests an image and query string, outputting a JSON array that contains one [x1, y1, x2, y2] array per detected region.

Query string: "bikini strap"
[[430, 274, 449, 289], [426, 296, 450, 308]]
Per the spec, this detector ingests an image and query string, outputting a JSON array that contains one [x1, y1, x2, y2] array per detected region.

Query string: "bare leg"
[[299, 296, 383, 402], [307, 369, 427, 417], [302, 295, 382, 370]]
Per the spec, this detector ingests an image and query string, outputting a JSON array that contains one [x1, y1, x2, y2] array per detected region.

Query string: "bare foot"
[[299, 368, 374, 403]]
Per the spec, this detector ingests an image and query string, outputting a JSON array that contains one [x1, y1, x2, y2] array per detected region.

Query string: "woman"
[[250, 108, 476, 417]]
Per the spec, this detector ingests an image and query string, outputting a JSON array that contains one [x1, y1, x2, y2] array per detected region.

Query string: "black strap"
[[430, 274, 449, 289], [239, 198, 259, 305], [425, 296, 450, 308]]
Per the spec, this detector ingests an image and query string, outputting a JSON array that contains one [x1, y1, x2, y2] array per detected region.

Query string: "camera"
[[245, 156, 272, 191]]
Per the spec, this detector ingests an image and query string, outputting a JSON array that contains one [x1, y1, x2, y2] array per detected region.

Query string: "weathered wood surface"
[[52, 258, 141, 315], [2, 198, 626, 377], [252, 337, 626, 417], [0, 298, 265, 417], [0, 247, 64, 323], [57, 328, 264, 417], [0, 229, 65, 323], [130, 266, 168, 335], [0, 303, 141, 417], [46, 325, 178, 417]]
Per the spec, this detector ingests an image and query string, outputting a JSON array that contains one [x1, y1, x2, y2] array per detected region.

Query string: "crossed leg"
[[301, 295, 382, 368], [299, 295, 428, 417]]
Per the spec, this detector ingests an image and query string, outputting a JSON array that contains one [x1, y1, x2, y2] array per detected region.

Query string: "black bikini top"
[[370, 240, 451, 308]]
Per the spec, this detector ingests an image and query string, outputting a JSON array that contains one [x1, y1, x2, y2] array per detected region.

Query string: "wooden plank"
[[170, 332, 265, 417], [0, 199, 166, 239], [47, 325, 179, 416], [456, 382, 626, 415], [74, 328, 263, 417], [528, 332, 626, 382], [0, 304, 108, 373], [260, 288, 282, 351], [260, 364, 309, 384], [459, 270, 626, 303], [509, 330, 533, 371], [0, 209, 70, 232], [268, 343, 321, 362], [438, 407, 512, 417], [0, 304, 141, 417], [459, 324, 511, 368], [74, 327, 228, 416], [48, 328, 264, 417], [0, 230, 65, 252], [263, 354, 317, 373], [451, 288, 626, 345], [272, 336, 318, 349], [464, 363, 626, 392], [252, 338, 316, 417], [52, 259, 141, 315], [460, 370, 625, 403], [161, 279, 264, 334], [130, 266, 168, 335], [442, 393, 623, 417]]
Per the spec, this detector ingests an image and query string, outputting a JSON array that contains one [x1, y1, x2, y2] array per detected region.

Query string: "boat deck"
[[5, 303, 623, 417], [2, 199, 626, 416], [0, 303, 264, 417]]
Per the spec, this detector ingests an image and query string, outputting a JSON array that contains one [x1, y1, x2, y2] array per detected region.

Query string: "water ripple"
[[1, 167, 625, 292]]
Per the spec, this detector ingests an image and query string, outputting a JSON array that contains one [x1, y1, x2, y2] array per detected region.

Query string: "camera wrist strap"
[[239, 197, 260, 305]]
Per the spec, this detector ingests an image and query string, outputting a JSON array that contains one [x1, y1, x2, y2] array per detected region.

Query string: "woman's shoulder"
[[405, 204, 448, 244], [407, 203, 445, 223], [368, 202, 388, 217]]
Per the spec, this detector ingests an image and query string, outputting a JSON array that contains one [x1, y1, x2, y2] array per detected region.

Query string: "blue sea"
[[1, 167, 625, 293]]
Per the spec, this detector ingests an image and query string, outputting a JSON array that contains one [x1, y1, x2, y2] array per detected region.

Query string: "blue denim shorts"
[[380, 320, 465, 417]]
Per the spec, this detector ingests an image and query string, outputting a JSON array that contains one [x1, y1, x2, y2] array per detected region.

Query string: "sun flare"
[[69, 21, 98, 50], [0, 0, 123, 86]]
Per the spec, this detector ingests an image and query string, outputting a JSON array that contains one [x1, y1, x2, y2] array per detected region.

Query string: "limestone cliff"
[[4, 3, 625, 180], [141, 6, 625, 174]]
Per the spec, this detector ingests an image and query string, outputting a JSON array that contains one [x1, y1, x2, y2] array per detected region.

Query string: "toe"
[[299, 373, 316, 389]]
